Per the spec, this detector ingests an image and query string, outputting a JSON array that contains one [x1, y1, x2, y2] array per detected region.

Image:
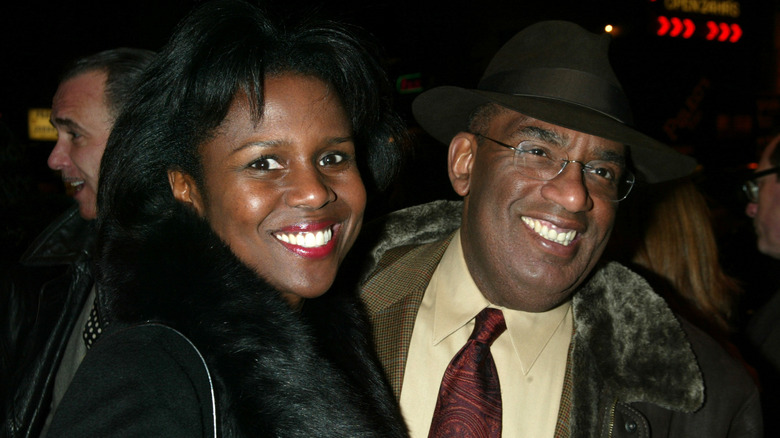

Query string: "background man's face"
[[48, 70, 112, 220], [746, 137, 780, 259], [451, 109, 620, 311]]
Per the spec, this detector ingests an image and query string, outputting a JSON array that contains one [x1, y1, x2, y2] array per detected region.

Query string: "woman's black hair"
[[96, 0, 407, 245]]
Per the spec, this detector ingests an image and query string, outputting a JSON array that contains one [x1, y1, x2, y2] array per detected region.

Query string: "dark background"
[[2, 0, 780, 312]]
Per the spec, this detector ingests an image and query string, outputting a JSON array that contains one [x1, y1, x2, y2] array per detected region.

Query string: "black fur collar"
[[96, 203, 406, 437]]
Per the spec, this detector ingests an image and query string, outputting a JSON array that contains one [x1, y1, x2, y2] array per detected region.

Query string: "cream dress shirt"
[[399, 230, 573, 438]]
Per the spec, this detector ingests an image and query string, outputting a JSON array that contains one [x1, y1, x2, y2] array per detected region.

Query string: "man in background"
[[1, 47, 154, 438], [744, 133, 780, 428]]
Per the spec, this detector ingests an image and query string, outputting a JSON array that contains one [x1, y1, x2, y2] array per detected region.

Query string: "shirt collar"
[[429, 229, 572, 374]]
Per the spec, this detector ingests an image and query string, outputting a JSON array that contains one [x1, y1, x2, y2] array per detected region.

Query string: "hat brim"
[[412, 86, 697, 183]]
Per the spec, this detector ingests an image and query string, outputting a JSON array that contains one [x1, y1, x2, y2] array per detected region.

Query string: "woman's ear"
[[167, 169, 205, 216], [448, 132, 478, 197]]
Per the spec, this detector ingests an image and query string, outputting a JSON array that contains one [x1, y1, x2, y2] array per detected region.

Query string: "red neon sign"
[[657, 16, 741, 43]]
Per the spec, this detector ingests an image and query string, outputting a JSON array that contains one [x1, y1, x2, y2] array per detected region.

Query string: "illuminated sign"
[[656, 15, 742, 42], [28, 108, 57, 141], [396, 73, 423, 94], [706, 21, 741, 41], [661, 0, 740, 18], [657, 16, 696, 38]]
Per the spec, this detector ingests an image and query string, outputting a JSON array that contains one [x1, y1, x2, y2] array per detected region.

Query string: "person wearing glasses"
[[357, 21, 761, 437], [744, 133, 780, 430], [744, 135, 780, 259]]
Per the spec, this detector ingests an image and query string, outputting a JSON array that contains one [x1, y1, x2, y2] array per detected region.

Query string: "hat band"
[[478, 68, 634, 125]]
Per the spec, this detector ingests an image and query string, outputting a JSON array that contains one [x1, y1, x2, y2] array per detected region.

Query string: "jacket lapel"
[[362, 235, 453, 400]]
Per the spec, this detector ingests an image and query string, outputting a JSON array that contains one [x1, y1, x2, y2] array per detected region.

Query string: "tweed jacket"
[[358, 200, 762, 437]]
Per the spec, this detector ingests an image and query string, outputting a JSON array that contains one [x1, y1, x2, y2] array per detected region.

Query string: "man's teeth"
[[275, 228, 333, 248], [522, 217, 576, 246]]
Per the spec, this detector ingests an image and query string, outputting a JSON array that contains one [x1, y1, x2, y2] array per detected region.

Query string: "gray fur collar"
[[361, 200, 704, 416]]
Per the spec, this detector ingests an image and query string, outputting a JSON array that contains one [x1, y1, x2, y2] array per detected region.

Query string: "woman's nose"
[[285, 167, 336, 209]]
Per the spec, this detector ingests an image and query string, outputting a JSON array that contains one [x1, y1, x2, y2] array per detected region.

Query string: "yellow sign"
[[663, 0, 740, 18], [28, 108, 57, 141]]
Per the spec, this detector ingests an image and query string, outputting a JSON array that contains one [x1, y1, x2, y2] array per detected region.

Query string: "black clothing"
[[48, 204, 407, 437], [747, 289, 780, 432], [1, 206, 94, 438]]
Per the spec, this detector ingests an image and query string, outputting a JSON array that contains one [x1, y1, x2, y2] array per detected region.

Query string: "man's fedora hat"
[[412, 20, 697, 183]]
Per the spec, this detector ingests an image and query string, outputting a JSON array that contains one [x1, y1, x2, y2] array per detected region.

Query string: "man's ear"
[[448, 132, 478, 197], [167, 169, 205, 216]]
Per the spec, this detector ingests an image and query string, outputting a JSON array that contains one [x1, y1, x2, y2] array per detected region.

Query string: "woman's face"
[[170, 74, 366, 307]]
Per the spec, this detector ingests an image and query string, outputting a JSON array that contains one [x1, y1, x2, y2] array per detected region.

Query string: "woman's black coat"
[[47, 203, 407, 437]]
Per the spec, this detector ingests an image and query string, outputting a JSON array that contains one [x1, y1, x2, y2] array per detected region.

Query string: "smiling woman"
[[45, 0, 408, 436]]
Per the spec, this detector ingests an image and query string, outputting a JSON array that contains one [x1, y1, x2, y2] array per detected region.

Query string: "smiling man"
[[47, 69, 112, 220], [1, 48, 154, 438], [360, 21, 761, 437]]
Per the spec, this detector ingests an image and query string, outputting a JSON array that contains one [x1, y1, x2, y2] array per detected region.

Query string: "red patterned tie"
[[429, 308, 506, 438]]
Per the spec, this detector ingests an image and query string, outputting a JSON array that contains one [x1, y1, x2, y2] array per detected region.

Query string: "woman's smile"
[[273, 221, 339, 258]]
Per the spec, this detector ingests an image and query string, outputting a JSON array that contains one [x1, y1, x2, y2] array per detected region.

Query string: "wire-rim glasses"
[[475, 134, 635, 202], [742, 166, 780, 203]]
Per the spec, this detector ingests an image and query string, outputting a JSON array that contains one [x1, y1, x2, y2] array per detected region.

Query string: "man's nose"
[[541, 162, 593, 213], [47, 139, 70, 171], [746, 201, 758, 218]]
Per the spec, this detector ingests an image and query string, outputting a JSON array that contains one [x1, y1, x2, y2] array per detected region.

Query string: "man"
[[744, 133, 780, 428], [1, 48, 154, 438], [745, 134, 780, 260], [359, 21, 761, 437]]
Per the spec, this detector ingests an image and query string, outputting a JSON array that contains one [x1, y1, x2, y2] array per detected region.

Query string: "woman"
[[607, 176, 742, 347], [47, 0, 408, 436]]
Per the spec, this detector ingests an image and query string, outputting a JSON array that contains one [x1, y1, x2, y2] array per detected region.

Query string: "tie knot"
[[470, 308, 506, 345]]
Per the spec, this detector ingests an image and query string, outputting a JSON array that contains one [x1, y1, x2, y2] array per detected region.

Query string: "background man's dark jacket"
[[1, 206, 94, 438]]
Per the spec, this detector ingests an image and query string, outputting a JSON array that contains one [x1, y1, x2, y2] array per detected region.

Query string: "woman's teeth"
[[275, 228, 333, 248], [522, 217, 577, 246]]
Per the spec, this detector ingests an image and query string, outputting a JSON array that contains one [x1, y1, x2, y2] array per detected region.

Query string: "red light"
[[659, 16, 740, 43], [682, 19, 695, 38], [718, 22, 730, 41], [670, 17, 683, 37], [706, 21, 718, 40], [657, 16, 670, 36], [729, 24, 742, 43]]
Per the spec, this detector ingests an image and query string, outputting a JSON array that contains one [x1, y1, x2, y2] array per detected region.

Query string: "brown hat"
[[412, 20, 697, 183]]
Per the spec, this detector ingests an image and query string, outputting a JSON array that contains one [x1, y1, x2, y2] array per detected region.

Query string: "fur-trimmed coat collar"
[[357, 200, 704, 436], [95, 203, 407, 437]]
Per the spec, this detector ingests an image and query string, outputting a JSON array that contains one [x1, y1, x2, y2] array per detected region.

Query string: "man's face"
[[746, 137, 780, 259], [48, 70, 112, 220], [450, 109, 622, 312]]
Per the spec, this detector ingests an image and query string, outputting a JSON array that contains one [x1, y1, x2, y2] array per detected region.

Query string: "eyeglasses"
[[476, 134, 635, 202], [742, 166, 780, 203]]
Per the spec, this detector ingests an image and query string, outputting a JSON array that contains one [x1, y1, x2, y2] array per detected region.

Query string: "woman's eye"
[[319, 152, 348, 167], [249, 156, 283, 171]]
